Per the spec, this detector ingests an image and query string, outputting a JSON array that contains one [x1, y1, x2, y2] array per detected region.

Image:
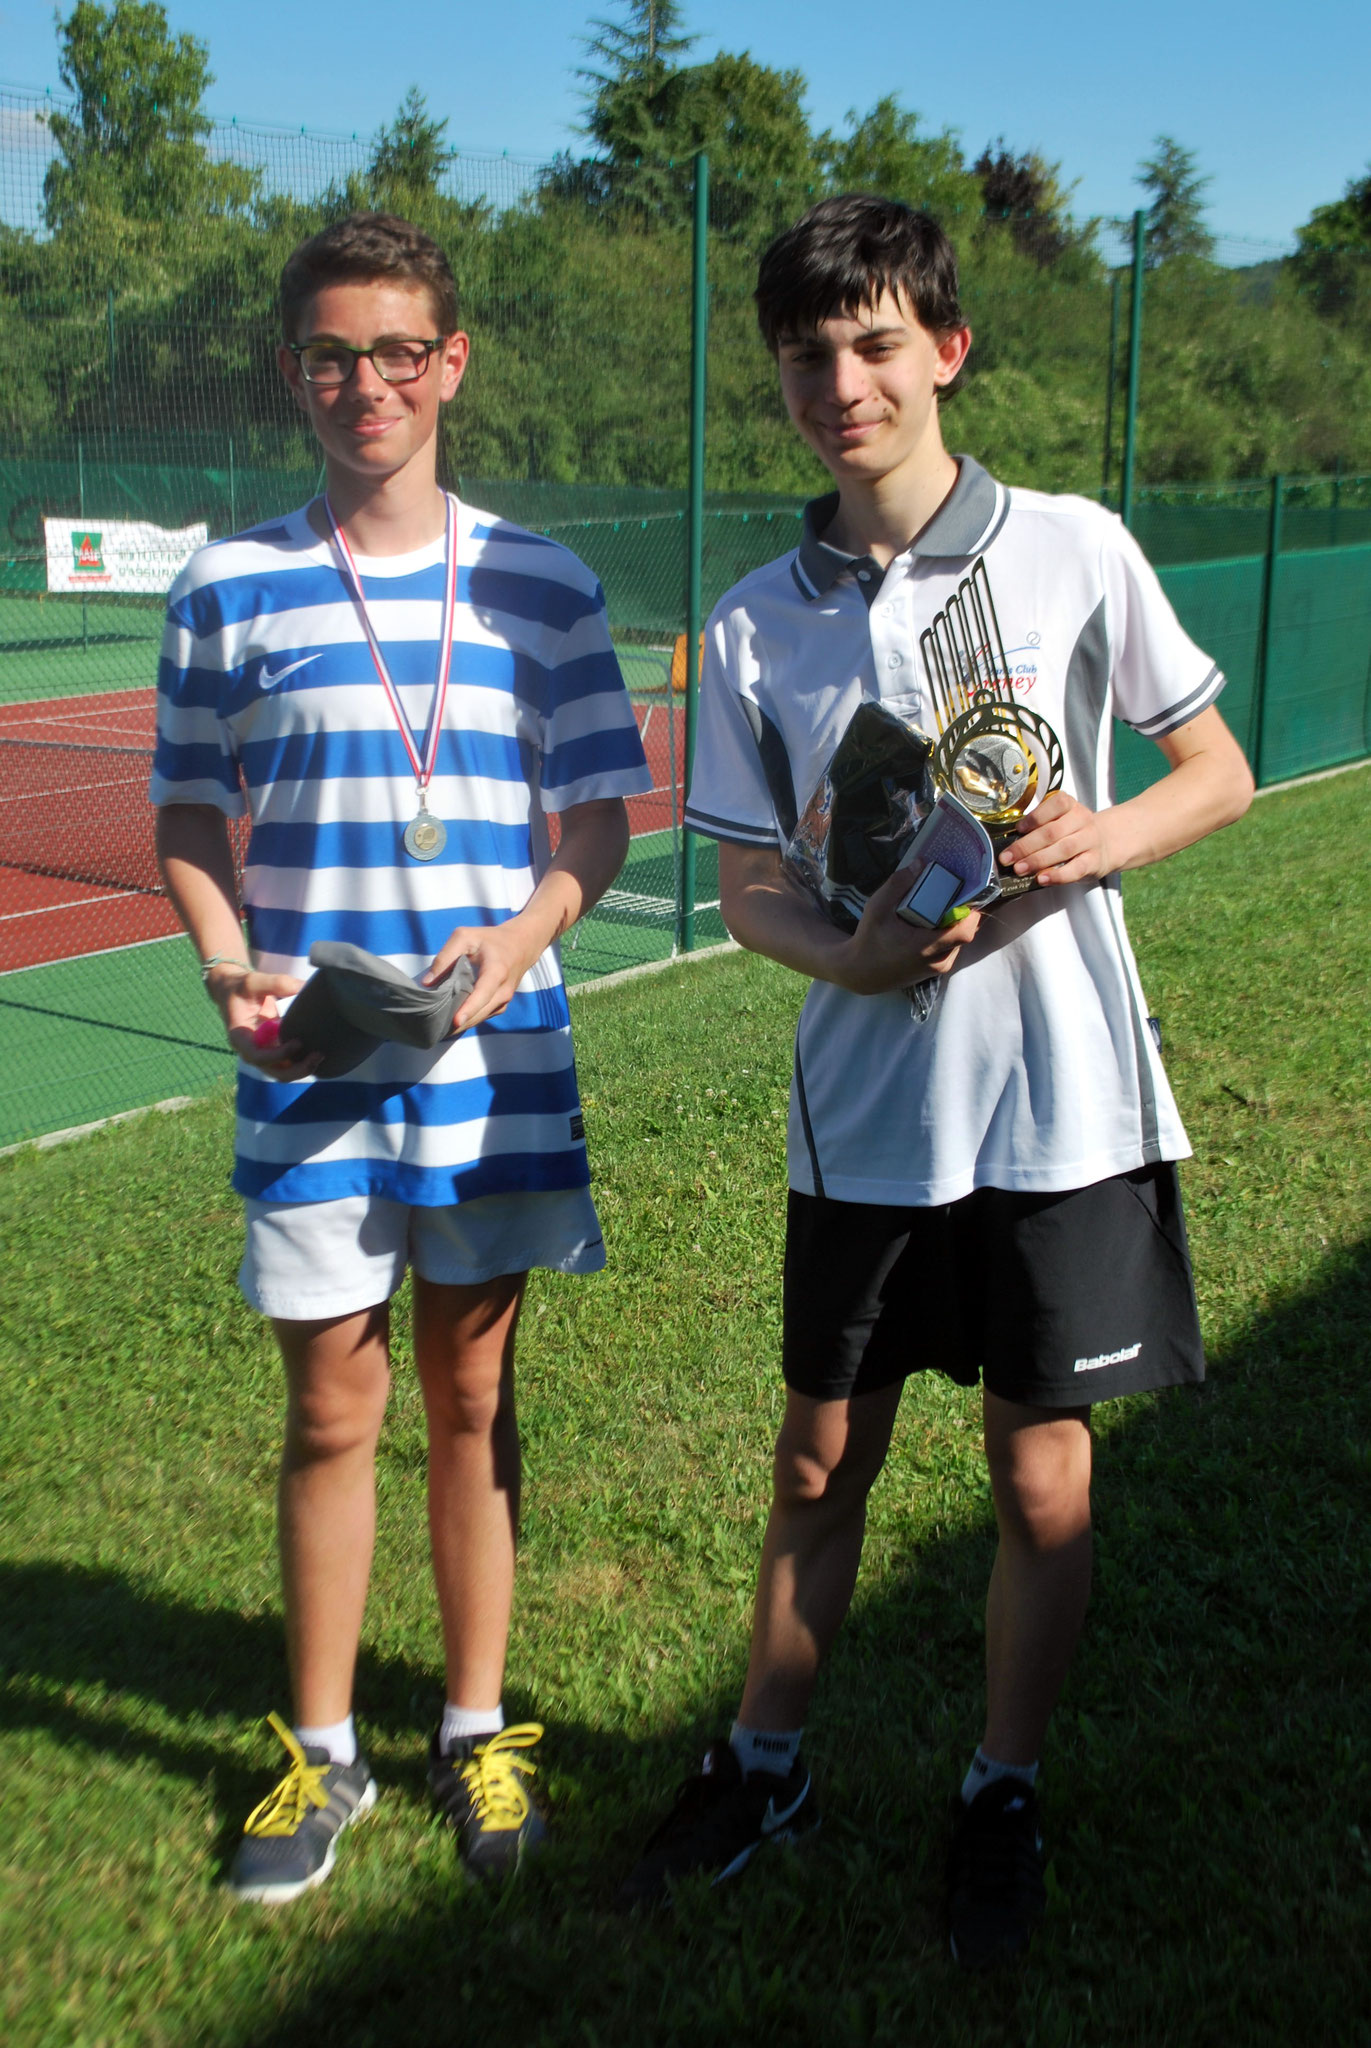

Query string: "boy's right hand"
[[837, 866, 981, 995], [205, 965, 322, 1080]]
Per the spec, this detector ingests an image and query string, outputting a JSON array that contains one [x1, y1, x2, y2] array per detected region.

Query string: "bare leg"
[[413, 1271, 525, 1711], [980, 1391, 1093, 1766], [275, 1304, 392, 1727], [739, 1381, 905, 1732]]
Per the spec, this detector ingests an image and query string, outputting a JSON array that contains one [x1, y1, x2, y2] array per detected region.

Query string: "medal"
[[403, 805, 447, 861], [326, 493, 458, 862]]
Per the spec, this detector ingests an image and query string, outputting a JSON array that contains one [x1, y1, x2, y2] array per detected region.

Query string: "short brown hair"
[[279, 213, 459, 340], [755, 194, 964, 353]]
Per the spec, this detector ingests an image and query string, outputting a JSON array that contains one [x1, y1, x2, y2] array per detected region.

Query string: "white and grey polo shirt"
[[684, 456, 1226, 1206]]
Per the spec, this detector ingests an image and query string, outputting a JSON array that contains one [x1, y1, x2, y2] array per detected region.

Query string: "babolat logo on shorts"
[[1073, 1342, 1142, 1374]]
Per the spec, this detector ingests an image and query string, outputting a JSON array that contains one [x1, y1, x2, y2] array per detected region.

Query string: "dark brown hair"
[[755, 194, 964, 354], [279, 213, 459, 340]]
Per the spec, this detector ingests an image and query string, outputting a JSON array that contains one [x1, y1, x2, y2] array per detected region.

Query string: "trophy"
[[781, 557, 1066, 1014], [916, 556, 1064, 903], [783, 555, 1064, 929]]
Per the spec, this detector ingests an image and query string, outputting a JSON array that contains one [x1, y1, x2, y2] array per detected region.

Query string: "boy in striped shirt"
[[152, 213, 650, 1901]]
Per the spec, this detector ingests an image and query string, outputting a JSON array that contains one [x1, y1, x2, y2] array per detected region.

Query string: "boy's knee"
[[771, 1431, 882, 1515], [988, 1436, 1092, 1551], [423, 1366, 509, 1442], [286, 1375, 389, 1462]]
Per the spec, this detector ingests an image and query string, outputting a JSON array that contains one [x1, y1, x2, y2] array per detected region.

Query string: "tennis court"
[[0, 620, 723, 1149]]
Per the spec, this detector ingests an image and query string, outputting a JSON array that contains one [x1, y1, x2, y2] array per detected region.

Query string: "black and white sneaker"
[[427, 1723, 547, 1881], [227, 1712, 377, 1905], [946, 1777, 1047, 1968], [616, 1739, 818, 1909]]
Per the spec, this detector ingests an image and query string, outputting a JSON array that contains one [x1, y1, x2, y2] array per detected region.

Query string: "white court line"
[[0, 768, 152, 802], [0, 930, 184, 977], [0, 891, 153, 923]]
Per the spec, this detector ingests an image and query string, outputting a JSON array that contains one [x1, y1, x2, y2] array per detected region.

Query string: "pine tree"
[[1130, 136, 1214, 267]]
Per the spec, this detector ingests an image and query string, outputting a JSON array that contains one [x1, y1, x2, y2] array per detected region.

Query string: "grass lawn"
[[2, 765, 1369, 2046]]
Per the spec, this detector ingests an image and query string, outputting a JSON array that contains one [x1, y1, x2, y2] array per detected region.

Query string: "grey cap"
[[283, 941, 478, 1078]]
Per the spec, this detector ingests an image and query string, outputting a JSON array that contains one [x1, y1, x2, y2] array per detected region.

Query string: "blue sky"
[[3, 0, 1368, 253]]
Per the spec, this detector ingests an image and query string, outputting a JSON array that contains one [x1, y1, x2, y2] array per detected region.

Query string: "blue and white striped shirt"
[[151, 496, 651, 1205]]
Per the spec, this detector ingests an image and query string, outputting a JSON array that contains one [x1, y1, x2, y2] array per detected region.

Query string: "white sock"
[[294, 1714, 357, 1767], [962, 1747, 1039, 1805], [729, 1719, 803, 1779], [439, 1701, 504, 1753]]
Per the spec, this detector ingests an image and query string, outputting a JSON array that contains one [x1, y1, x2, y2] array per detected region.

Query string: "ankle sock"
[[440, 1701, 504, 1754], [294, 1714, 357, 1767], [961, 1747, 1039, 1806], [729, 1719, 803, 1779]]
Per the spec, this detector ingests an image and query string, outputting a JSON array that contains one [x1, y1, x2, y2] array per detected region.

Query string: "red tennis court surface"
[[0, 690, 685, 973]]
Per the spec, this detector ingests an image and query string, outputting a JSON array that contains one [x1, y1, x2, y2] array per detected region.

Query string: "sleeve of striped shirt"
[[148, 561, 246, 815], [1105, 520, 1226, 740], [536, 574, 652, 812], [681, 613, 781, 847]]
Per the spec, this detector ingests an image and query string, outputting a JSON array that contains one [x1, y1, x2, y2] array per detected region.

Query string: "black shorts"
[[781, 1163, 1204, 1409]]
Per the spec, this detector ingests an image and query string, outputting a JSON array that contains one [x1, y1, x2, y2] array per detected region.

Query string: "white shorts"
[[239, 1185, 606, 1321]]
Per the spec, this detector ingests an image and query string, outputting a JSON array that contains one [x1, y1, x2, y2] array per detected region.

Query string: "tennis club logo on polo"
[[1073, 1341, 1142, 1374]]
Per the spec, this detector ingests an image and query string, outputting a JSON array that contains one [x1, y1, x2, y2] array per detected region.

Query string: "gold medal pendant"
[[404, 807, 447, 861]]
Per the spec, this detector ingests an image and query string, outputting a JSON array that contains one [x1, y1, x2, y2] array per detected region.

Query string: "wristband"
[[200, 952, 252, 983]]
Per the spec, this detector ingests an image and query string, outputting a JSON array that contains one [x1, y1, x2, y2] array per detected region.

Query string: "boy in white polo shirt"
[[617, 195, 1253, 1963], [152, 213, 650, 1902]]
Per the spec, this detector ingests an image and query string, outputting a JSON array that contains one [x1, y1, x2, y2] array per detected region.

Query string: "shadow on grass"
[[0, 991, 235, 1053], [4, 1240, 1369, 2045]]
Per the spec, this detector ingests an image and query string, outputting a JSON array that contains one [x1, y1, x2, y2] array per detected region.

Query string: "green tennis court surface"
[[0, 591, 164, 702], [0, 831, 723, 1151]]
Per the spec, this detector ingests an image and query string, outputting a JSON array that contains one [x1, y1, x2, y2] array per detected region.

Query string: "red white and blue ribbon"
[[324, 492, 458, 800]]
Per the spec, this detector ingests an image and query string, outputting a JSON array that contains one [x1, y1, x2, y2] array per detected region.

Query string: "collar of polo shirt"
[[792, 455, 1005, 607]]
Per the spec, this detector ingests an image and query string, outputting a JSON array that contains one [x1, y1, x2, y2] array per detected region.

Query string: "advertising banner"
[[44, 518, 208, 595]]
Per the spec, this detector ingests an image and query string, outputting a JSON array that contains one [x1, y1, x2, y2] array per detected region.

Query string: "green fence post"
[[77, 432, 88, 652], [228, 434, 237, 535], [1100, 271, 1120, 504], [1330, 454, 1341, 547], [680, 150, 709, 955], [1251, 473, 1284, 788], [1120, 210, 1145, 531], [106, 287, 117, 439]]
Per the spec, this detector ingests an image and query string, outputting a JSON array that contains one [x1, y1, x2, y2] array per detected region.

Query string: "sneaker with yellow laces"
[[227, 1712, 377, 1904], [427, 1722, 547, 1880]]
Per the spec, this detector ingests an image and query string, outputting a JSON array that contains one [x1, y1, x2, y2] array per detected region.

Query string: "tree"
[[1292, 167, 1371, 323], [973, 141, 1081, 266], [555, 18, 818, 237], [819, 99, 979, 226], [368, 88, 452, 206], [578, 0, 696, 160], [1128, 135, 1213, 267], [1298, 166, 1371, 255], [43, 1, 255, 230]]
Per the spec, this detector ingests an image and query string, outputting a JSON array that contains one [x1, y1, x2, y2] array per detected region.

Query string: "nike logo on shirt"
[[258, 654, 322, 690]]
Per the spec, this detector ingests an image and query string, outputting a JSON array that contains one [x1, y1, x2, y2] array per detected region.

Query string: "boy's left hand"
[[422, 921, 542, 1032], [1000, 791, 1119, 887]]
